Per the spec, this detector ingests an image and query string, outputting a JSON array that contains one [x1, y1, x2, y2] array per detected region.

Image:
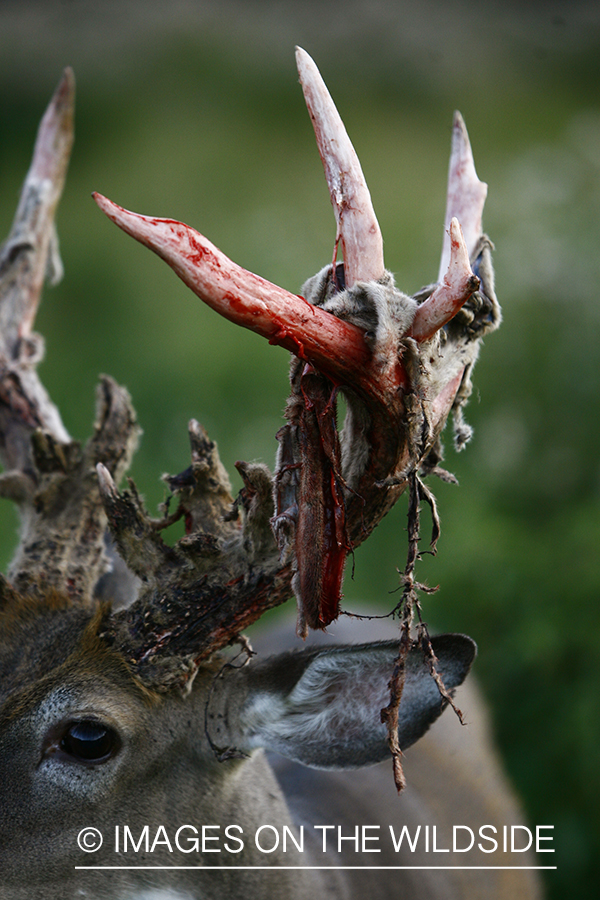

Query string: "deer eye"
[[59, 720, 119, 763]]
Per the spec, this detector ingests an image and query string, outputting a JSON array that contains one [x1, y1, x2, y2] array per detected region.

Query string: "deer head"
[[0, 51, 503, 899]]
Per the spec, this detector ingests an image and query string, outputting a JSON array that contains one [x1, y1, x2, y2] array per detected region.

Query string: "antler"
[[0, 53, 500, 690], [0, 70, 138, 605]]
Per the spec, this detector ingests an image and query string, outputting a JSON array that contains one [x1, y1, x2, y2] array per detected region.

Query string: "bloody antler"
[[90, 50, 498, 681], [90, 196, 373, 383]]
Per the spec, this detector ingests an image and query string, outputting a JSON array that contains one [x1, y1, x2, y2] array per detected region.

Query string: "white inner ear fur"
[[235, 637, 473, 769], [244, 647, 390, 751]]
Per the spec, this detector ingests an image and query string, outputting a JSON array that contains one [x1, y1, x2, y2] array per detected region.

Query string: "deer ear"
[[237, 635, 475, 769]]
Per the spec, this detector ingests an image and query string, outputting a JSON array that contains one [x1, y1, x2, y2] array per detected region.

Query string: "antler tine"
[[2, 68, 75, 349], [438, 111, 487, 280], [410, 217, 480, 342], [295, 47, 385, 287], [92, 193, 372, 385], [0, 68, 74, 464]]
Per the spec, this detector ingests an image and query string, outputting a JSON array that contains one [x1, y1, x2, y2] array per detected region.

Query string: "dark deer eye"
[[60, 720, 119, 763]]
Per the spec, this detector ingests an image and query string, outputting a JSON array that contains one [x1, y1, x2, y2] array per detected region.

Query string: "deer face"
[[0, 602, 152, 878], [0, 590, 474, 892], [0, 601, 231, 888]]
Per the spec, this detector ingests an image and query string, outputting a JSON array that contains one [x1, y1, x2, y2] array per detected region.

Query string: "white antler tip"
[[96, 462, 117, 498], [446, 217, 471, 279], [93, 192, 120, 219]]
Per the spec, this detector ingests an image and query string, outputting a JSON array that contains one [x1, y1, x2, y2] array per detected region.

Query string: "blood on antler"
[[0, 51, 499, 697]]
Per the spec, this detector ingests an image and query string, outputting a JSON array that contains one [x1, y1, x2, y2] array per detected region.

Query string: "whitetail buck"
[[0, 50, 543, 900]]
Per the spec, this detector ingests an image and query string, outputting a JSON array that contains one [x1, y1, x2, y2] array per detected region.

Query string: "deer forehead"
[[0, 600, 89, 693], [0, 603, 233, 767], [0, 663, 149, 780], [0, 602, 156, 739]]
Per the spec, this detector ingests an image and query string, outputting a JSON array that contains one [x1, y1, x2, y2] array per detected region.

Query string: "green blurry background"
[[1, 1, 599, 896]]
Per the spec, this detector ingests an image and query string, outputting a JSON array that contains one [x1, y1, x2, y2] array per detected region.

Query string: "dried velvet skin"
[[274, 361, 349, 636]]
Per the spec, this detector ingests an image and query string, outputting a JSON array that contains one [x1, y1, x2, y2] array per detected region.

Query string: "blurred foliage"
[[1, 3, 599, 897]]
